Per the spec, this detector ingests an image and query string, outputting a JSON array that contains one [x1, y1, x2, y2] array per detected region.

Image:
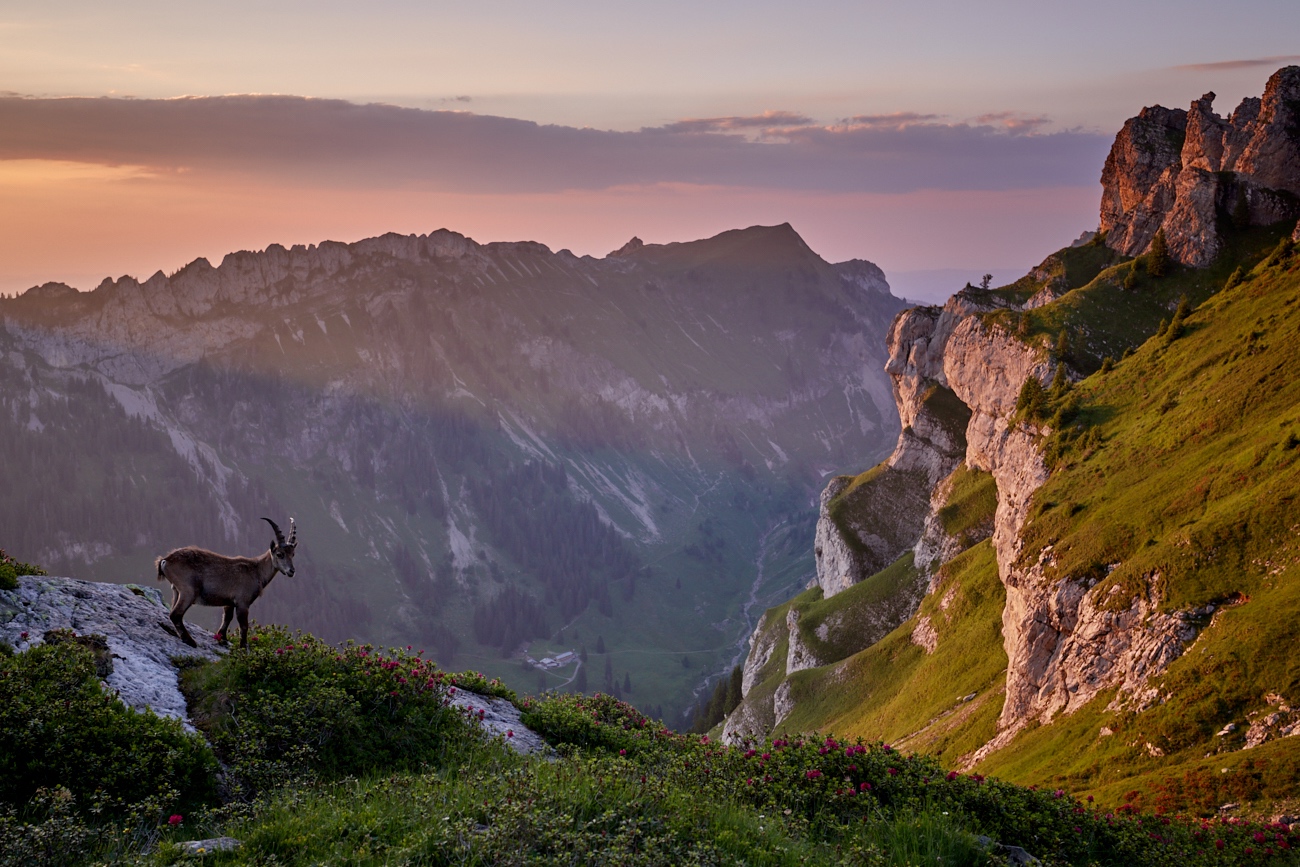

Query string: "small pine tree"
[[595, 635, 606, 654], [1148, 229, 1169, 278], [1016, 375, 1047, 420], [623, 672, 632, 694], [1225, 266, 1245, 290], [681, 655, 691, 669], [575, 665, 588, 693], [1055, 330, 1071, 364], [724, 664, 743, 713], [1050, 365, 1070, 399], [1156, 318, 1169, 338], [604, 655, 614, 691], [1100, 356, 1115, 374], [579, 644, 589, 663], [1165, 296, 1190, 342], [1123, 268, 1138, 291]]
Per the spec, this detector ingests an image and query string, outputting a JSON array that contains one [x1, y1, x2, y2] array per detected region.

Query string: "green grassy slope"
[[779, 541, 1007, 769]]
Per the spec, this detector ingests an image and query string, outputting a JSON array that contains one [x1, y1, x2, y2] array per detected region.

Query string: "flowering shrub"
[[0, 548, 44, 592], [180, 627, 492, 797], [520, 691, 673, 755], [519, 692, 1299, 866]]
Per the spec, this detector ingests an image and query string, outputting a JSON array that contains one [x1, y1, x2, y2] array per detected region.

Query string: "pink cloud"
[[0, 94, 1109, 195], [1171, 55, 1300, 72]]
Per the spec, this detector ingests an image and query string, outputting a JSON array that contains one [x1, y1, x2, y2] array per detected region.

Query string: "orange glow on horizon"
[[0, 163, 1097, 295]]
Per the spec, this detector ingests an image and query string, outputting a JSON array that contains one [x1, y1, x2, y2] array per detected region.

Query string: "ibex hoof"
[[159, 621, 179, 638]]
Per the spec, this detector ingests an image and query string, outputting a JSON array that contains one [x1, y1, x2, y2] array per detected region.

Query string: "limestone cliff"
[[735, 282, 1207, 752], [1101, 66, 1300, 266], [812, 302, 976, 598]]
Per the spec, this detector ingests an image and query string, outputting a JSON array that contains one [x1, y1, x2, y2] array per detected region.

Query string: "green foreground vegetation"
[[2, 627, 1296, 866]]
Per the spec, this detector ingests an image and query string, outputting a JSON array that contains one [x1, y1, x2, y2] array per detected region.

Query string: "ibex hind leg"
[[168, 591, 199, 648], [216, 605, 235, 644]]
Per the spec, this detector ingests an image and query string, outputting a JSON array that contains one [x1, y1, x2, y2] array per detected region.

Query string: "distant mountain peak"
[[608, 237, 645, 257]]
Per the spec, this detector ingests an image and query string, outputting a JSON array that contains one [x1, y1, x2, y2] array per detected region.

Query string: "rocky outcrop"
[[785, 607, 821, 673], [739, 610, 782, 696], [800, 281, 1203, 751], [0, 575, 547, 753], [813, 300, 982, 596], [1101, 67, 1300, 267], [0, 576, 223, 725]]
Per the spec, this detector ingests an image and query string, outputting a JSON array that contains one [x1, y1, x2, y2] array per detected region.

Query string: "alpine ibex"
[[156, 517, 297, 649]]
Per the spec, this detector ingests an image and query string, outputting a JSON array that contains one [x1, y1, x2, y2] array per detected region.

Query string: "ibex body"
[[156, 517, 297, 649]]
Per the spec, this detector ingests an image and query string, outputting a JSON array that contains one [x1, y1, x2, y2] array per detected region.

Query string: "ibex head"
[[262, 517, 298, 577]]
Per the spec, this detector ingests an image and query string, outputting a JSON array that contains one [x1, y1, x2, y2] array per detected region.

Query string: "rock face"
[[812, 301, 978, 596], [1101, 67, 1300, 266]]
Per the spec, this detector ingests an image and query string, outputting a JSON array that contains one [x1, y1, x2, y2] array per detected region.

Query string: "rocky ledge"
[[0, 575, 546, 754]]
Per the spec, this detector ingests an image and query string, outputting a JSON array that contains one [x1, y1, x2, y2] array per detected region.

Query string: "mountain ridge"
[[0, 221, 905, 721]]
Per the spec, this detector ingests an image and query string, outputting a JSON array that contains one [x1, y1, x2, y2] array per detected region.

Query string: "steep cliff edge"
[[1101, 66, 1300, 267]]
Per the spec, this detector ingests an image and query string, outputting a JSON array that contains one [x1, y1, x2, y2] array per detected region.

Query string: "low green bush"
[[0, 641, 216, 816], [180, 626, 495, 797], [0, 548, 45, 591]]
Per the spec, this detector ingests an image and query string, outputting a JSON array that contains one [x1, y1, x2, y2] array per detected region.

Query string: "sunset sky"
[[3, 1, 1299, 300]]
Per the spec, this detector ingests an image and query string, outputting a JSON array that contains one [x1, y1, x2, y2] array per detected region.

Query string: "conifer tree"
[[1050, 365, 1070, 399], [1148, 228, 1169, 278], [1016, 375, 1047, 420], [724, 664, 743, 713], [1054, 330, 1071, 366]]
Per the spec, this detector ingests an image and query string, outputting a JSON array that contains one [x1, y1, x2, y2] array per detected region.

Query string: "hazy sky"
[[3, 1, 1298, 300]]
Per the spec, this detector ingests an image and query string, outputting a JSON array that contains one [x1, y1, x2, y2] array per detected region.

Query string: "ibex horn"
[[262, 517, 287, 547], [288, 517, 297, 546]]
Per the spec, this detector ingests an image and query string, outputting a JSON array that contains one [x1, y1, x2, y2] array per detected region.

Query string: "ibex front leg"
[[235, 605, 252, 650]]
